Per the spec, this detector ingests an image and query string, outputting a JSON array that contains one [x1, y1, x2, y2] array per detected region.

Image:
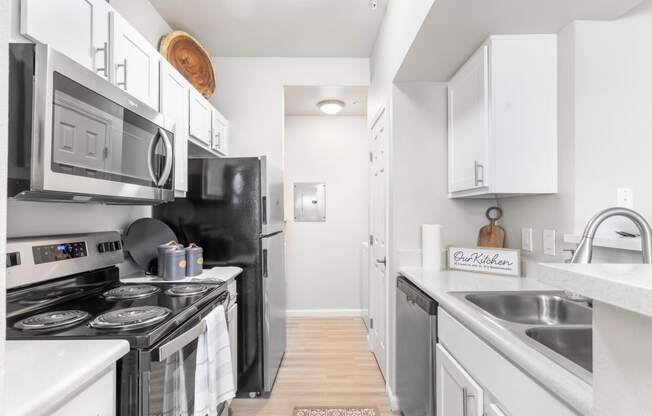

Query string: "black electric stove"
[[6, 231, 230, 415], [6, 266, 226, 348]]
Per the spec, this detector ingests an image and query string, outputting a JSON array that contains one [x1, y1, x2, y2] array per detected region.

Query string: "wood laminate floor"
[[230, 317, 396, 416]]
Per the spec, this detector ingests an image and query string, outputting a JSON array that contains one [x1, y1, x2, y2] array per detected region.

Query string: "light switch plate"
[[617, 188, 634, 209], [543, 229, 556, 256], [521, 228, 533, 252]]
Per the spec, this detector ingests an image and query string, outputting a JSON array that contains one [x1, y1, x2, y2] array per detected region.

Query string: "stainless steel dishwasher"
[[396, 275, 438, 416]]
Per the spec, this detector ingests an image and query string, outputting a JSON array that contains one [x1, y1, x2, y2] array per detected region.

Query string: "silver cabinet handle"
[[376, 257, 387, 266], [474, 161, 484, 186], [116, 59, 128, 90], [157, 128, 174, 186], [152, 320, 206, 362], [462, 387, 476, 416], [95, 42, 109, 78]]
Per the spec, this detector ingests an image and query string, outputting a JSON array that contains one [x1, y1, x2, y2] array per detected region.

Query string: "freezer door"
[[260, 156, 285, 235], [262, 231, 287, 392]]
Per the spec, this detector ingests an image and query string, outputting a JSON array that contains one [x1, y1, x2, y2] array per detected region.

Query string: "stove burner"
[[18, 288, 83, 304], [90, 306, 171, 330], [14, 310, 90, 331], [102, 285, 160, 300], [165, 284, 211, 297]]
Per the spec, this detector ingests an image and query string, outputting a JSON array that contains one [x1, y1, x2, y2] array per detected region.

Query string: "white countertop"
[[121, 266, 243, 284], [533, 262, 652, 318], [399, 267, 593, 415], [6, 339, 129, 416]]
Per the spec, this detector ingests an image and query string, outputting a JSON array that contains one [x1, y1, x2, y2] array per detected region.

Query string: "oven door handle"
[[152, 319, 206, 362]]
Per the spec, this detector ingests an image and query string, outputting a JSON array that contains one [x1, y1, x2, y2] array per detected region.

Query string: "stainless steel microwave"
[[8, 43, 175, 204]]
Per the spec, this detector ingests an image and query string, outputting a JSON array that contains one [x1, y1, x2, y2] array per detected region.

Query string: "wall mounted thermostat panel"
[[294, 183, 326, 222]]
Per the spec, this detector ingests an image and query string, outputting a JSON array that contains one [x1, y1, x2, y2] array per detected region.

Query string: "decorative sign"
[[447, 246, 521, 277]]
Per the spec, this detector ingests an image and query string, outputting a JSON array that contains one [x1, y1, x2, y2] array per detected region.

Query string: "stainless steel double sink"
[[451, 291, 593, 382]]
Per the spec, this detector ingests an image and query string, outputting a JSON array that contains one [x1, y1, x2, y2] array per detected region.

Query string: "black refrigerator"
[[154, 156, 286, 397]]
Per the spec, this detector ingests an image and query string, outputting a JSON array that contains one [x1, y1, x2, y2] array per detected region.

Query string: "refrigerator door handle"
[[263, 248, 269, 278], [262, 196, 268, 225]]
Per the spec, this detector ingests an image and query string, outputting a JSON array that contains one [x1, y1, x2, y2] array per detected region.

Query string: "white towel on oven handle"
[[194, 304, 235, 416]]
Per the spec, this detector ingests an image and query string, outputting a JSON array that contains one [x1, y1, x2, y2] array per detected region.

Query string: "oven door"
[[31, 44, 175, 204], [143, 292, 229, 416]]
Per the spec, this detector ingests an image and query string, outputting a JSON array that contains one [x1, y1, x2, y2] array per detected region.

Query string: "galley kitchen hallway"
[[230, 318, 395, 416]]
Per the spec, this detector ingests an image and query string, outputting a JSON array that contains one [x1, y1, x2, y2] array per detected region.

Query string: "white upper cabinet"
[[211, 108, 229, 156], [188, 88, 213, 147], [159, 60, 190, 195], [20, 0, 111, 80], [448, 35, 557, 198], [111, 12, 160, 110]]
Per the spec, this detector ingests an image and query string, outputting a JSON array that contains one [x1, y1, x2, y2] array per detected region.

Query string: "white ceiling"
[[396, 0, 644, 82], [149, 0, 388, 57], [284, 86, 368, 116]]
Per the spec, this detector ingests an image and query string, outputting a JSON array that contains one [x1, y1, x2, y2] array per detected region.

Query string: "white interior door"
[[369, 107, 388, 378]]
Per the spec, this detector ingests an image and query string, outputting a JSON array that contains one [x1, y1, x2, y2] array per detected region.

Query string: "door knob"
[[376, 257, 387, 265]]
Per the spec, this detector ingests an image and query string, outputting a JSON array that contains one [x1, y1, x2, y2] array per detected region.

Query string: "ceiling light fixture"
[[369, 0, 378, 10], [317, 99, 346, 115]]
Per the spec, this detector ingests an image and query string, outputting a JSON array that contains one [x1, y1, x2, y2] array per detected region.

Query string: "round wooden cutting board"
[[160, 30, 215, 98]]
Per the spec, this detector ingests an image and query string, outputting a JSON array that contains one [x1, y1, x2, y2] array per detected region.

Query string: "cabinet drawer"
[[438, 308, 578, 416]]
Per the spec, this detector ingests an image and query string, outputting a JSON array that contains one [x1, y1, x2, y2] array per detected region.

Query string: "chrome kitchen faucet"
[[571, 207, 652, 264]]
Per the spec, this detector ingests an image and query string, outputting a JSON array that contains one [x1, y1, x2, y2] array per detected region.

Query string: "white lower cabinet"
[[436, 344, 484, 416], [438, 308, 579, 416], [52, 364, 116, 416]]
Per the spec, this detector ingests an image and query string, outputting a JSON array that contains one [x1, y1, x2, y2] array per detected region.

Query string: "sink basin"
[[465, 292, 592, 325], [526, 327, 593, 373]]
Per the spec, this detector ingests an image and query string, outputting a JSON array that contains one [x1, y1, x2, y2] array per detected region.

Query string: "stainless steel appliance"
[[396, 275, 438, 416], [154, 156, 286, 397], [8, 43, 175, 204], [6, 232, 229, 415]]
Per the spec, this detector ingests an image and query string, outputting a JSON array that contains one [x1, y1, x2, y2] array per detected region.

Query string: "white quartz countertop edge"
[[532, 262, 652, 318], [6, 339, 130, 416], [121, 266, 243, 284], [399, 267, 593, 415]]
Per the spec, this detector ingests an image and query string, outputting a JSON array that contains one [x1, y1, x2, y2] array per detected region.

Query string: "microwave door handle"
[[157, 128, 174, 186], [146, 134, 159, 185], [152, 320, 206, 362]]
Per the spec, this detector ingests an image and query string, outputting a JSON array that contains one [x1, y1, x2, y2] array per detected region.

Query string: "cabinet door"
[[228, 302, 238, 388], [211, 108, 228, 156], [21, 0, 110, 80], [436, 344, 484, 416], [111, 12, 159, 110], [188, 89, 213, 147], [448, 45, 489, 193], [160, 61, 189, 194], [487, 403, 508, 416]]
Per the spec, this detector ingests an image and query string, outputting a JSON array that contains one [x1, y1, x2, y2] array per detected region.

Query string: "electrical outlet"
[[617, 188, 634, 209], [521, 228, 533, 252], [543, 229, 556, 256]]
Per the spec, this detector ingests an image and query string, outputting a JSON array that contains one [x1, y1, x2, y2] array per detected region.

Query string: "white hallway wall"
[[284, 116, 369, 315], [500, 1, 652, 266], [1, 0, 9, 404], [209, 57, 369, 172]]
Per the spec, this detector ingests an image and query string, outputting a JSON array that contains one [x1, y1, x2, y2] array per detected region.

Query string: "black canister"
[[185, 243, 204, 277], [163, 244, 187, 281]]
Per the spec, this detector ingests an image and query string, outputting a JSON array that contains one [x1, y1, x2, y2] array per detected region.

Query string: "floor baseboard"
[[286, 309, 363, 318]]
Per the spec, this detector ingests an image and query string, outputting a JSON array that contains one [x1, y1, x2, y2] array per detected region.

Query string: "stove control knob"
[[97, 243, 105, 253]]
